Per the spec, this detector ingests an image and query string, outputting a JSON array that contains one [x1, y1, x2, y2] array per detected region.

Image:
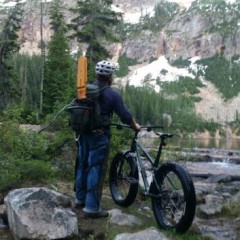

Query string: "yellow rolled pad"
[[77, 55, 88, 99]]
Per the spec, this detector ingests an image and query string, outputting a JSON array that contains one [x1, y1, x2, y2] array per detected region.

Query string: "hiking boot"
[[75, 203, 85, 209], [75, 198, 85, 209], [84, 210, 109, 219]]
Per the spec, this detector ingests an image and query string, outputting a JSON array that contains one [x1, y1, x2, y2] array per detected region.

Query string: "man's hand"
[[134, 123, 141, 132], [130, 119, 141, 132]]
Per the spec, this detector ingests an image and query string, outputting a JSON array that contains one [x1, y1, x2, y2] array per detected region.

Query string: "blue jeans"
[[75, 132, 110, 213]]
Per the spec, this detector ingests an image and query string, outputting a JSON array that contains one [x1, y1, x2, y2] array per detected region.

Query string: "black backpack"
[[66, 84, 110, 135]]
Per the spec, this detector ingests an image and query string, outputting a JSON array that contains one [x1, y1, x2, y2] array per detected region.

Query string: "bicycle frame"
[[131, 134, 155, 193], [127, 127, 172, 195]]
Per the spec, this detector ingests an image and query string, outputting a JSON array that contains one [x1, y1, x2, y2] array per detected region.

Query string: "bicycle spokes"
[[151, 164, 196, 233], [117, 160, 137, 183], [160, 172, 186, 224]]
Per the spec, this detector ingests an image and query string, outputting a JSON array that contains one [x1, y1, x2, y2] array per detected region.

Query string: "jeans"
[[75, 131, 110, 213]]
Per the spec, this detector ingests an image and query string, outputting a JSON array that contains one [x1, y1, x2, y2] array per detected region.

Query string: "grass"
[[221, 201, 240, 218]]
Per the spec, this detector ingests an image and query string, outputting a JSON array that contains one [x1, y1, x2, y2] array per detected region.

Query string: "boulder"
[[4, 187, 78, 240], [114, 227, 168, 240], [109, 209, 142, 226]]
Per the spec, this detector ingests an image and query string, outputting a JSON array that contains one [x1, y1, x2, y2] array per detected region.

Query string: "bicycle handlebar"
[[111, 122, 173, 147], [111, 123, 164, 132]]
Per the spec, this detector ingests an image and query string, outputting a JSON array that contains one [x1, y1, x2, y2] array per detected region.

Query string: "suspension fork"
[[117, 151, 130, 177]]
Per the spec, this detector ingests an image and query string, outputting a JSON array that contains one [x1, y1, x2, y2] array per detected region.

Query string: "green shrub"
[[0, 158, 55, 192], [0, 121, 48, 161], [197, 54, 240, 100], [172, 57, 191, 68], [115, 53, 139, 77], [221, 201, 240, 218]]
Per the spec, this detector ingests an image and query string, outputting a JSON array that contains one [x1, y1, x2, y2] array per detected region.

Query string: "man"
[[75, 60, 140, 219]]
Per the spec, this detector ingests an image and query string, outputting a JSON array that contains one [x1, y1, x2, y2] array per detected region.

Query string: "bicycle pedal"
[[140, 191, 148, 200], [128, 177, 138, 184]]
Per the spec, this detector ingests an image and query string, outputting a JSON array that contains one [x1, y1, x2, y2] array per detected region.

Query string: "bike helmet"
[[95, 60, 117, 76]]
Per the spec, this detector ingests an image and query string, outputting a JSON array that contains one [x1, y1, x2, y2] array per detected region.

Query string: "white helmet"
[[95, 60, 117, 76]]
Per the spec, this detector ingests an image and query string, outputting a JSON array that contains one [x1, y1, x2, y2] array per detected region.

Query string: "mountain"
[[1, 0, 240, 123], [113, 0, 240, 123], [114, 0, 240, 124]]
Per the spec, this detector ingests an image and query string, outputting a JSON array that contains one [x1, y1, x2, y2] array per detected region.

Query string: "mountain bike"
[[109, 123, 196, 233]]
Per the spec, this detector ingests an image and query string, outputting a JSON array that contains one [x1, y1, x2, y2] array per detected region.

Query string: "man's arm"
[[130, 118, 141, 132]]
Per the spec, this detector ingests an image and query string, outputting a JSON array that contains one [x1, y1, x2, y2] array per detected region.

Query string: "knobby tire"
[[150, 163, 196, 233], [109, 151, 139, 207]]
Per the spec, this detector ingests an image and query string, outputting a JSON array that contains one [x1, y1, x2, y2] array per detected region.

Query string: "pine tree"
[[43, 0, 75, 114], [68, 0, 122, 79], [0, 0, 23, 110], [12, 53, 42, 111]]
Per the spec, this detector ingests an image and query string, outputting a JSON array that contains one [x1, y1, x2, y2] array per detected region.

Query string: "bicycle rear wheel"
[[109, 151, 139, 207], [150, 163, 196, 233]]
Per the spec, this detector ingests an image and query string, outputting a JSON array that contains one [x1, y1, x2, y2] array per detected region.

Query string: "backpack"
[[66, 84, 110, 135]]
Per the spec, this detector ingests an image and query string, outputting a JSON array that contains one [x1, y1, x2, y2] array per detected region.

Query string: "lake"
[[169, 137, 240, 150], [141, 134, 240, 151]]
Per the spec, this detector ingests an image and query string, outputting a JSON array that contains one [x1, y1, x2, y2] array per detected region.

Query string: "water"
[[141, 134, 240, 150], [171, 137, 240, 150], [186, 161, 240, 176], [140, 135, 240, 176]]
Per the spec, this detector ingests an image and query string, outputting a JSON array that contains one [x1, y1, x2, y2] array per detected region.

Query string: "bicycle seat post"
[[154, 134, 167, 168]]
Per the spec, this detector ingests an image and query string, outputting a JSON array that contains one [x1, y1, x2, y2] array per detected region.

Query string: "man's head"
[[95, 60, 118, 85], [95, 60, 116, 76]]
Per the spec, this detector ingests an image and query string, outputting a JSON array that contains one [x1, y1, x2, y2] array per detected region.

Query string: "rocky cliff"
[[2, 0, 239, 64], [125, 0, 238, 65], [116, 0, 240, 63]]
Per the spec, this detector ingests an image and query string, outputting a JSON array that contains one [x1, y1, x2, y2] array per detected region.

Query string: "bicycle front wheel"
[[109, 151, 139, 207], [150, 163, 196, 233]]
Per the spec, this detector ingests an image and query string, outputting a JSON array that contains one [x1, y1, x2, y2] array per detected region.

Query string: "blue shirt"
[[96, 81, 133, 125]]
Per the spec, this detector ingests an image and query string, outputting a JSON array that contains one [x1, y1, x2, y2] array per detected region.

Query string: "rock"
[[205, 174, 232, 183], [199, 203, 222, 217], [205, 194, 224, 205], [193, 181, 217, 203], [113, 227, 168, 240], [109, 209, 142, 226], [20, 124, 41, 132], [0, 204, 6, 215], [4, 187, 78, 240], [122, 32, 159, 63], [195, 218, 237, 240], [231, 192, 240, 202]]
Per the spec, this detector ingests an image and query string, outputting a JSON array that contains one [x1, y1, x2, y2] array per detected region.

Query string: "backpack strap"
[[98, 86, 111, 128], [99, 86, 109, 93]]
